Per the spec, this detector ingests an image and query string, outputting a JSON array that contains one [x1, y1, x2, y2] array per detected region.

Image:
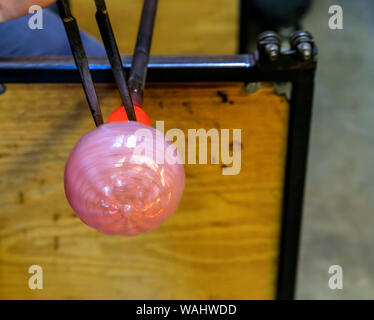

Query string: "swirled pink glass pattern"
[[64, 121, 185, 236]]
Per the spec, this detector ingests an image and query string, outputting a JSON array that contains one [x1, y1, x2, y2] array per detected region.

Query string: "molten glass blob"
[[107, 105, 151, 126], [64, 122, 185, 236]]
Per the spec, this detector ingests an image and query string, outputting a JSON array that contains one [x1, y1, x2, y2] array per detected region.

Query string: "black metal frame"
[[237, 0, 316, 299], [277, 69, 315, 299], [0, 51, 316, 300]]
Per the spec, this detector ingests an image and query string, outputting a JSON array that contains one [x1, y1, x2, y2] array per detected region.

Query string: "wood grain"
[[72, 0, 238, 55], [0, 82, 289, 299]]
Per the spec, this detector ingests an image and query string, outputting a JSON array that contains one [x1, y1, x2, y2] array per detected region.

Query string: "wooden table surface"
[[0, 82, 289, 299]]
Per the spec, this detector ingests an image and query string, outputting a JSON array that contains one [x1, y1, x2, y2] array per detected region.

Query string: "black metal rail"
[[0, 52, 315, 83]]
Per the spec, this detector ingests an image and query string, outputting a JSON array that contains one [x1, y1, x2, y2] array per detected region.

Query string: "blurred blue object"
[[0, 6, 106, 56]]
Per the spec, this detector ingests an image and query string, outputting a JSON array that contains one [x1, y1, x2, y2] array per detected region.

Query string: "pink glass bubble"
[[64, 121, 185, 236]]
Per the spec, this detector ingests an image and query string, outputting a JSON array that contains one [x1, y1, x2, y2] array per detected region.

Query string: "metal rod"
[[57, 0, 103, 126], [0, 53, 319, 84], [94, 0, 136, 121], [276, 71, 315, 300], [238, 0, 250, 53], [129, 0, 158, 107]]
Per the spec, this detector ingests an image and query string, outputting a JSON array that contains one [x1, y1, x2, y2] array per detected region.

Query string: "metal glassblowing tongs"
[[57, 0, 158, 126]]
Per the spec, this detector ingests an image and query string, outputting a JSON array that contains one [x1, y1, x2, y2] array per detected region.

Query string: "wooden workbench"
[[0, 0, 290, 299]]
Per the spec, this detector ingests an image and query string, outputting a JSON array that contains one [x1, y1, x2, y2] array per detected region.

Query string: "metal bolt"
[[289, 30, 314, 60], [257, 30, 281, 62], [265, 43, 280, 61], [297, 42, 312, 60]]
